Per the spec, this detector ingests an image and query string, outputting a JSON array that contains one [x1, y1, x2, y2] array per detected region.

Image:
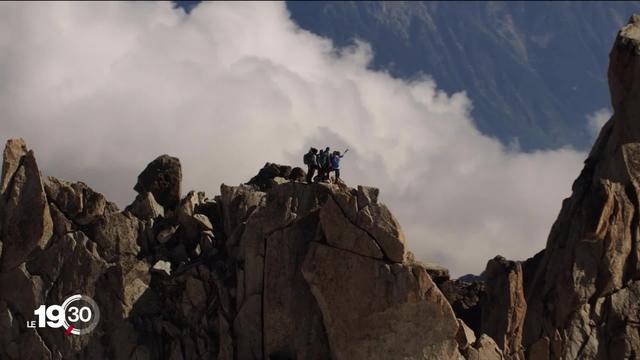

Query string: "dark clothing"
[[304, 149, 319, 183], [317, 150, 330, 181], [304, 152, 318, 167], [322, 162, 331, 180], [318, 151, 328, 168], [306, 165, 317, 183], [334, 168, 340, 181]]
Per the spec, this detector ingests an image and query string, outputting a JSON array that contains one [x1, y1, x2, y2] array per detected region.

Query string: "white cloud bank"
[[0, 2, 587, 276]]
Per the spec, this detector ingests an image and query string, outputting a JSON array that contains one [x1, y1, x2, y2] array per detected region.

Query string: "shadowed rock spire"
[[0, 139, 52, 271], [522, 14, 640, 359]]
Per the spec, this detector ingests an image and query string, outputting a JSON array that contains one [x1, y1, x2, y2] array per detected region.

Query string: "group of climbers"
[[303, 146, 348, 183]]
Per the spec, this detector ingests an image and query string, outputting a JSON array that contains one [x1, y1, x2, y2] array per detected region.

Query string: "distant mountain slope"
[[287, 1, 640, 150]]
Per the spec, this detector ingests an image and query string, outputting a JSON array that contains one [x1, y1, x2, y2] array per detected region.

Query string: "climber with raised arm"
[[330, 149, 348, 183]]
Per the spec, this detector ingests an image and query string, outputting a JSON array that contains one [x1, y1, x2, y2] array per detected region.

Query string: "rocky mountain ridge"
[[0, 13, 639, 360], [0, 138, 498, 359]]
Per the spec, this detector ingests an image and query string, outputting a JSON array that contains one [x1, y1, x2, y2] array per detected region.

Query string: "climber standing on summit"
[[330, 149, 347, 183], [303, 147, 319, 183], [318, 147, 330, 181]]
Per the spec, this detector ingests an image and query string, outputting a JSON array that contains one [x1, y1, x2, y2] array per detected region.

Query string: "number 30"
[[68, 306, 92, 322]]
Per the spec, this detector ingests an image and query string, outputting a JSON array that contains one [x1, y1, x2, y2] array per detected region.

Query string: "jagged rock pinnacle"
[[521, 13, 640, 359]]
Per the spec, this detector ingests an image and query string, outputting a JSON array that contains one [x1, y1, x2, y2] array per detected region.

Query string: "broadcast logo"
[[26, 295, 100, 336]]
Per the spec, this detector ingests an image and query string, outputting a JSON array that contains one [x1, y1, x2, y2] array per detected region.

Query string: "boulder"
[[355, 201, 406, 262], [302, 242, 461, 360], [319, 196, 383, 259], [126, 192, 164, 220], [246, 163, 296, 191], [134, 154, 181, 210], [288, 167, 306, 182]]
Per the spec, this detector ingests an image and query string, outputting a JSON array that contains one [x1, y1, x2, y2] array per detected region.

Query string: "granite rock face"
[[520, 14, 640, 359], [450, 15, 640, 359], [0, 141, 470, 360], [224, 179, 460, 359], [1, 140, 52, 272], [481, 257, 526, 360]]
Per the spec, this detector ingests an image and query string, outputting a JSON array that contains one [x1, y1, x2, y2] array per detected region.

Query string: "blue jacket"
[[330, 154, 342, 169]]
